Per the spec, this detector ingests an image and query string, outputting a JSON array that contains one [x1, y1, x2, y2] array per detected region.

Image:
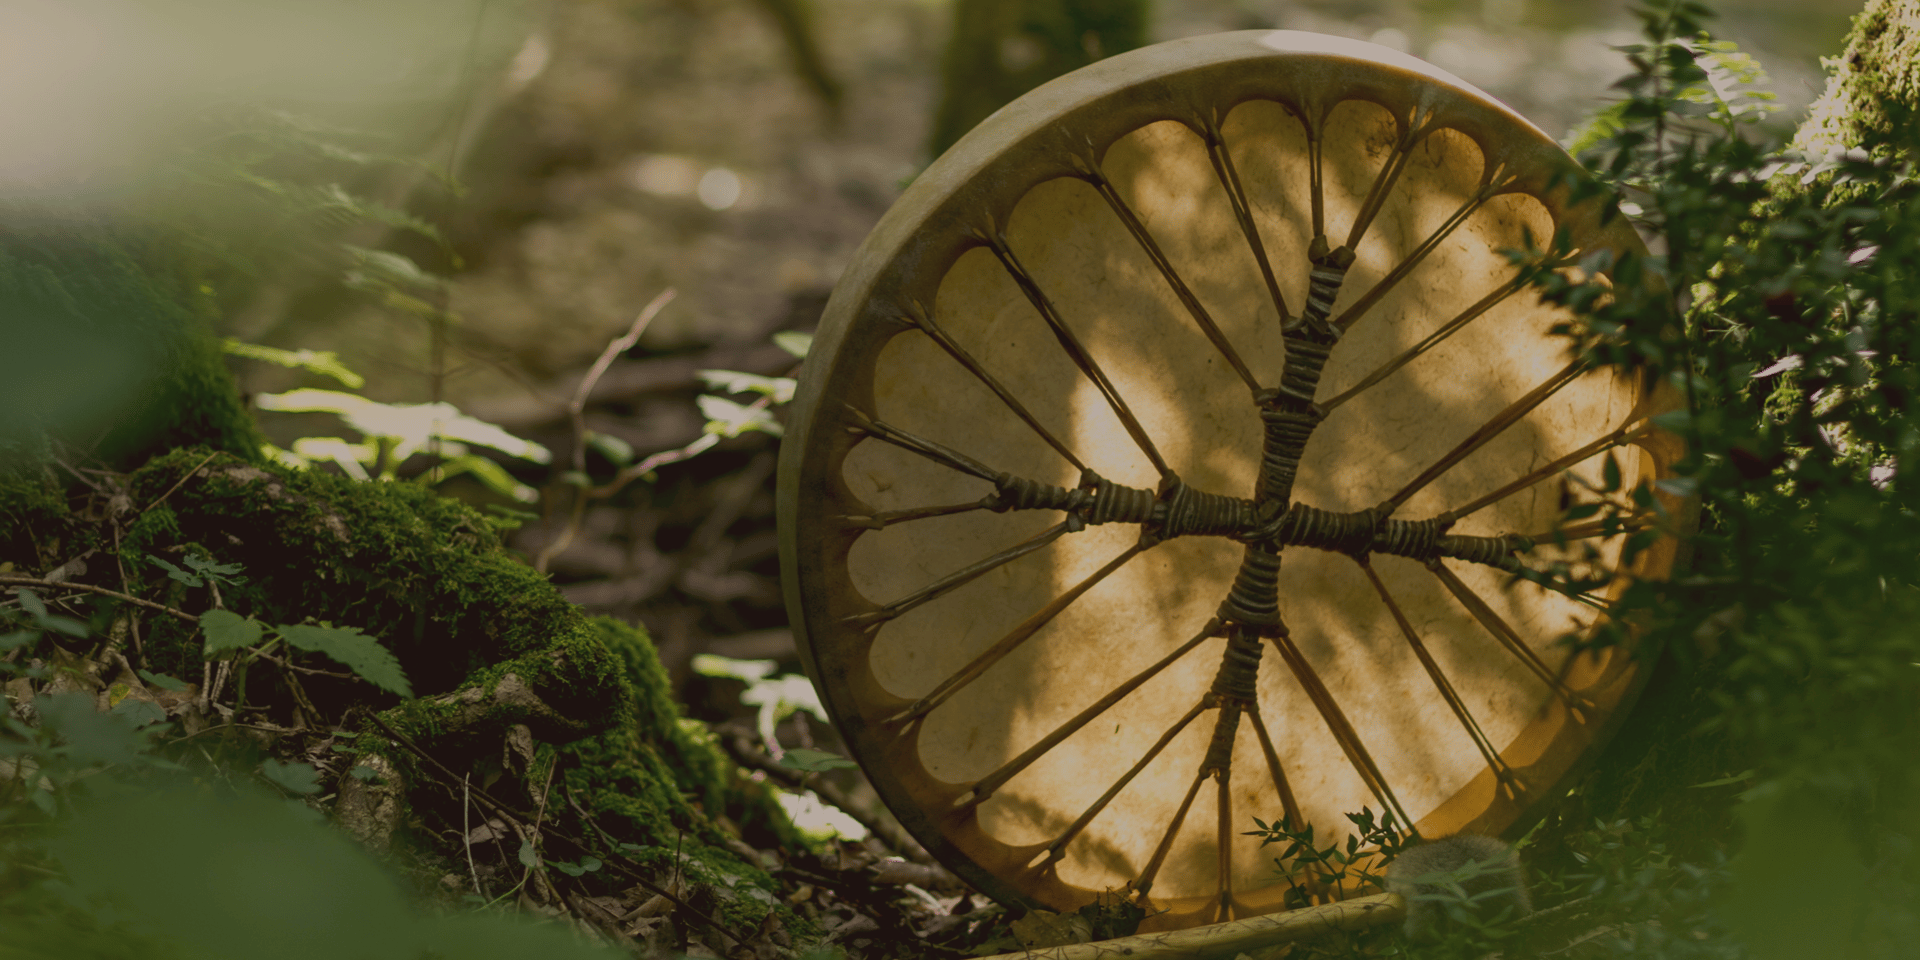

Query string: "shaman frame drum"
[[777, 30, 1686, 932]]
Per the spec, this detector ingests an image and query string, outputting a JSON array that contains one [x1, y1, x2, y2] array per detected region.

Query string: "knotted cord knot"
[[1237, 501, 1289, 543], [1281, 503, 1384, 557], [1207, 629, 1264, 702], [1434, 533, 1533, 570], [1084, 472, 1156, 526], [1257, 404, 1322, 503], [988, 473, 1087, 513], [1216, 543, 1283, 632], [1155, 475, 1259, 540], [1275, 337, 1334, 405], [1375, 515, 1453, 562], [986, 470, 1157, 532], [1286, 235, 1357, 343]]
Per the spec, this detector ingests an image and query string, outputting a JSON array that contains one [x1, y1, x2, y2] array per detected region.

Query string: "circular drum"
[[777, 31, 1686, 932]]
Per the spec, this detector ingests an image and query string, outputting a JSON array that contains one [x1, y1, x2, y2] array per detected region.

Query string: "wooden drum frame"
[[778, 31, 1687, 932]]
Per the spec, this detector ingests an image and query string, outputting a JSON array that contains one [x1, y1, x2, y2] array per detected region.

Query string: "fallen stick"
[[972, 893, 1405, 960]]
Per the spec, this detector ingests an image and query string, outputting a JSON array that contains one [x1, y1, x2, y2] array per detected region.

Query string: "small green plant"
[[232, 341, 553, 506], [1245, 806, 1413, 911], [1488, 1, 1920, 957], [146, 552, 246, 589], [536, 322, 808, 572], [201, 608, 412, 698]]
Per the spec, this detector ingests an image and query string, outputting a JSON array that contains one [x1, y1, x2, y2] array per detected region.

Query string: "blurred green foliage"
[[1493, 0, 1918, 956]]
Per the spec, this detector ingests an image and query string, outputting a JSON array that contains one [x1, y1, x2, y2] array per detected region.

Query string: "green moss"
[[589, 617, 806, 852], [120, 448, 616, 702], [0, 462, 76, 574], [1785, 0, 1920, 202], [4, 441, 803, 929]]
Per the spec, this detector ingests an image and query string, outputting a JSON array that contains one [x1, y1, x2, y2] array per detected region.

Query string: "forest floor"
[[217, 0, 1852, 951]]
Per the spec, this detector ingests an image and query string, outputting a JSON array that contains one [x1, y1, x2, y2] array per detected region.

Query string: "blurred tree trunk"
[[748, 0, 844, 121], [929, 0, 1149, 157]]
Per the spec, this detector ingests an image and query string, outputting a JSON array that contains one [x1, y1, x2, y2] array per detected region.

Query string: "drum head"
[[778, 31, 1685, 931]]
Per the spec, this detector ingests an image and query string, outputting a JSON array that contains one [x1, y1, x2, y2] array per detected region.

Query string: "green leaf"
[[1563, 100, 1630, 156], [1690, 770, 1754, 789], [201, 610, 265, 658], [111, 697, 167, 727], [147, 554, 202, 587], [14, 588, 46, 619], [773, 330, 813, 358], [38, 614, 89, 638], [518, 839, 538, 870], [435, 453, 539, 504], [138, 669, 190, 692], [222, 339, 366, 388], [340, 244, 448, 293], [0, 630, 36, 651], [36, 692, 150, 766], [255, 390, 551, 467], [697, 394, 783, 438], [1650, 408, 1693, 433], [697, 369, 796, 403], [585, 431, 635, 467], [690, 654, 778, 682], [276, 624, 411, 697], [778, 748, 859, 773], [1563, 503, 1604, 522], [183, 555, 246, 584], [260, 759, 322, 795]]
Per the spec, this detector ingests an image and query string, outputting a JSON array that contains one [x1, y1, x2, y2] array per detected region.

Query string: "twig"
[[0, 577, 197, 624], [965, 894, 1404, 960], [464, 774, 486, 898], [525, 755, 565, 907], [535, 289, 676, 575], [570, 290, 677, 475], [364, 713, 742, 948], [251, 649, 356, 680], [590, 432, 721, 501], [110, 525, 144, 661], [137, 449, 225, 517], [277, 662, 322, 729], [164, 721, 303, 743], [47, 449, 105, 495]]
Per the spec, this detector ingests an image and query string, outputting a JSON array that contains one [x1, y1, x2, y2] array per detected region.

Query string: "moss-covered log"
[[4, 445, 805, 927]]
